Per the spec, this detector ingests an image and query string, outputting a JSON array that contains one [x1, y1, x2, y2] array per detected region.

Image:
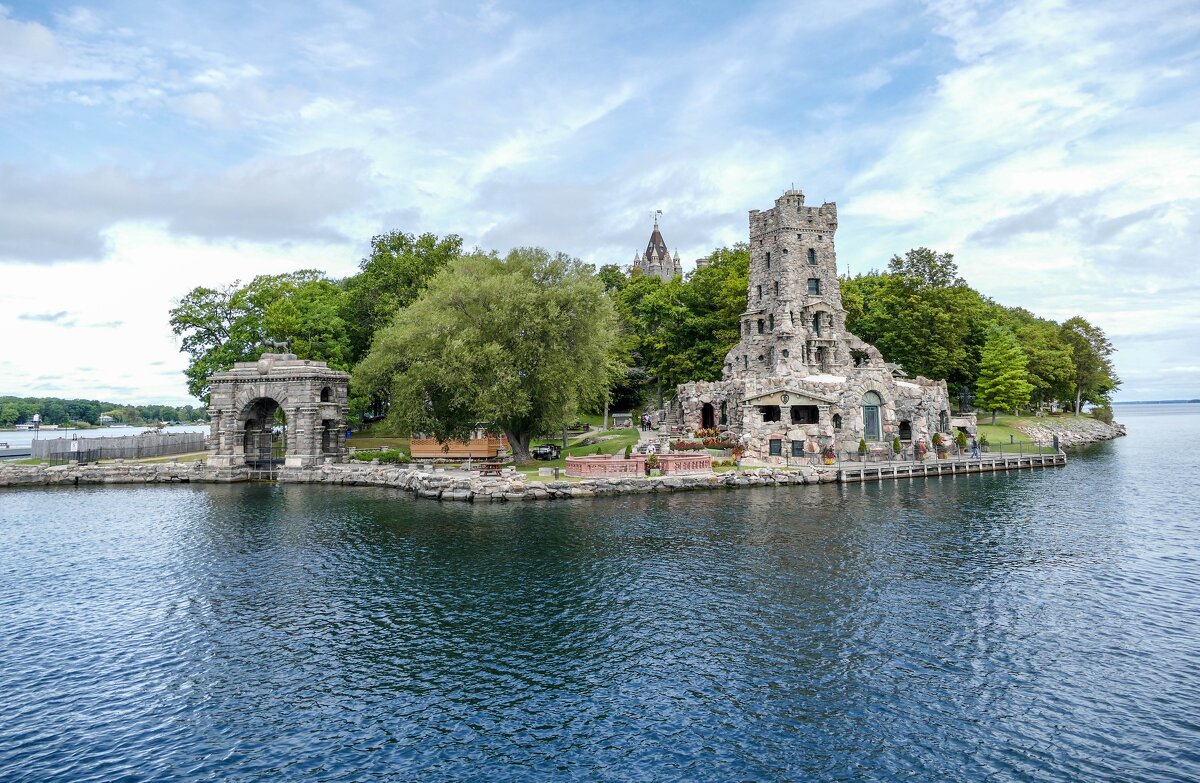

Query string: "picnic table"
[[477, 462, 505, 477]]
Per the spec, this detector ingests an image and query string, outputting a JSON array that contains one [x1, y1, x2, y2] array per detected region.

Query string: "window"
[[773, 280, 779, 296], [791, 405, 819, 425], [768, 313, 774, 331], [832, 414, 843, 430], [812, 313, 822, 336], [863, 391, 883, 441], [791, 440, 805, 458], [719, 401, 728, 426], [757, 319, 765, 334], [808, 278, 821, 296], [789, 310, 795, 325], [743, 355, 749, 370], [757, 285, 762, 299], [939, 410, 950, 433], [760, 405, 781, 423], [782, 349, 789, 358], [769, 439, 782, 456], [766, 251, 771, 269], [808, 248, 816, 264]]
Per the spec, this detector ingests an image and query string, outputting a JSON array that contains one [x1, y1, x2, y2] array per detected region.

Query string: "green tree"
[[1014, 319, 1075, 405], [170, 270, 344, 400], [342, 230, 462, 359], [0, 403, 19, 427], [354, 247, 618, 462], [1061, 316, 1120, 414], [975, 327, 1034, 423], [842, 250, 988, 385]]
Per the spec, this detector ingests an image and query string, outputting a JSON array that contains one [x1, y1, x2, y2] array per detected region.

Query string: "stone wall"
[[0, 461, 243, 487], [1016, 417, 1127, 447]]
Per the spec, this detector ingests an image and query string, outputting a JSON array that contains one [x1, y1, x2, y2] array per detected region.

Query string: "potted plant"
[[979, 433, 990, 453], [822, 445, 836, 465], [858, 438, 868, 460], [954, 430, 968, 454], [933, 432, 948, 459], [892, 436, 902, 458], [646, 454, 660, 476]]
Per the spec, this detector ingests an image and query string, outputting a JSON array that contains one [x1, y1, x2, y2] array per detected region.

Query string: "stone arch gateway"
[[206, 353, 349, 469]]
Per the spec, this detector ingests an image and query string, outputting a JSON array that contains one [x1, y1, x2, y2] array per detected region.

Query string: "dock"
[[838, 451, 1066, 483]]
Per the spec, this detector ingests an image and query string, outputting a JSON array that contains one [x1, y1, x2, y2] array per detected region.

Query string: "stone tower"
[[633, 215, 683, 282], [722, 188, 881, 380]]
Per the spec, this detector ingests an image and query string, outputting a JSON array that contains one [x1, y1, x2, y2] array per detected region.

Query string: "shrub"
[[979, 433, 989, 446], [702, 437, 738, 449], [1091, 405, 1114, 424], [647, 454, 660, 469], [696, 427, 721, 439], [932, 432, 943, 447], [624, 445, 633, 459], [670, 440, 706, 451], [955, 430, 968, 450], [892, 436, 902, 453], [351, 448, 411, 464], [858, 438, 868, 454]]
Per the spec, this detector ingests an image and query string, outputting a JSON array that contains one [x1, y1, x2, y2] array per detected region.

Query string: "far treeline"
[[0, 396, 208, 428], [170, 234, 1119, 460]]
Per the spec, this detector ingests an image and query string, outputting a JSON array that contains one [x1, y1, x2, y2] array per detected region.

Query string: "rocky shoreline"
[[1015, 417, 1127, 448], [0, 460, 839, 501]]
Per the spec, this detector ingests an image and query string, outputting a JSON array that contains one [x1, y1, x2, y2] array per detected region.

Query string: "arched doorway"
[[701, 402, 715, 429], [899, 420, 912, 441], [241, 397, 287, 468], [862, 391, 883, 441]]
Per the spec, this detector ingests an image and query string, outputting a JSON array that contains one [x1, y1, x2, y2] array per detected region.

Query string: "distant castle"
[[632, 213, 683, 282]]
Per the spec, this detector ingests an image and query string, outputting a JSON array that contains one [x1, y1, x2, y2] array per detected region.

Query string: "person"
[[915, 438, 927, 461], [970, 436, 980, 459]]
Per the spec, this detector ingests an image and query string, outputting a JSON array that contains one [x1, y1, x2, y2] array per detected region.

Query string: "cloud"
[[0, 149, 373, 263], [18, 311, 72, 323]]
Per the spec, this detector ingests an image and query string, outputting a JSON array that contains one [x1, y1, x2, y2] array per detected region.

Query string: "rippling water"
[[2, 406, 1199, 782]]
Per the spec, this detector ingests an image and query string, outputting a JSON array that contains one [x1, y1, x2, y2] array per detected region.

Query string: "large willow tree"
[[354, 248, 618, 462]]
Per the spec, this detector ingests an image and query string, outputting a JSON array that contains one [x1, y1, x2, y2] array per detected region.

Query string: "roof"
[[643, 225, 670, 263]]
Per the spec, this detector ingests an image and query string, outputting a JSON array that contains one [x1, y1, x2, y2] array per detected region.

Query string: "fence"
[[34, 431, 208, 462]]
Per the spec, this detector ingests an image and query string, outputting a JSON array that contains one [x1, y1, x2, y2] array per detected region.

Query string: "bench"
[[477, 462, 505, 477]]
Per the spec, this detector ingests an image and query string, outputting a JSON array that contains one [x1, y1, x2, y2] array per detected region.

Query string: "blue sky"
[[1, 0, 1198, 404]]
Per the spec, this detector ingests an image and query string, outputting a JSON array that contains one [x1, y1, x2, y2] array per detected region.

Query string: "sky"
[[1, 0, 1198, 405]]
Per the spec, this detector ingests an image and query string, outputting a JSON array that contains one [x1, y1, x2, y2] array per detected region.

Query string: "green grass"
[[516, 427, 642, 478]]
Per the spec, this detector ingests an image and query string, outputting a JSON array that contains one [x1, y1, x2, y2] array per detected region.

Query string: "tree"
[[975, 327, 1034, 424], [1014, 319, 1075, 405], [842, 250, 988, 385], [1061, 316, 1120, 414], [353, 248, 618, 462], [342, 230, 462, 359], [0, 403, 19, 427], [170, 270, 345, 400]]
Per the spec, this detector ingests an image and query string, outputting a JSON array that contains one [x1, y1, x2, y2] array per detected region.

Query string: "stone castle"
[[632, 214, 683, 281], [675, 188, 974, 462]]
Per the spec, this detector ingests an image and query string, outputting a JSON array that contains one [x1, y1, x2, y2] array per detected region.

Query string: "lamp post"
[[31, 413, 41, 442]]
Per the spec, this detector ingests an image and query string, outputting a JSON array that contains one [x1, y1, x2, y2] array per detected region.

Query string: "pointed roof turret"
[[644, 214, 670, 264]]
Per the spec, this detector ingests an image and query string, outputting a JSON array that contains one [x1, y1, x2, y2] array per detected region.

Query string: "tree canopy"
[[353, 248, 618, 462], [975, 327, 1035, 423]]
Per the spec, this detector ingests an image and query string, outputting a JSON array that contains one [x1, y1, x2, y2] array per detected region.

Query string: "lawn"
[[516, 427, 642, 479]]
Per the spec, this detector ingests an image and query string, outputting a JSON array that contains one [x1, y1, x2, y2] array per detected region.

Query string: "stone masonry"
[[675, 187, 976, 462], [633, 214, 683, 281], [206, 353, 349, 469]]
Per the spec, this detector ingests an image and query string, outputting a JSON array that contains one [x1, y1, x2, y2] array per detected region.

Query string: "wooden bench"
[[477, 462, 504, 477]]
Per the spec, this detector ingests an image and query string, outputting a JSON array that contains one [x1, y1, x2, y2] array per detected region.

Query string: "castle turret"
[[633, 214, 683, 282], [723, 187, 881, 380]]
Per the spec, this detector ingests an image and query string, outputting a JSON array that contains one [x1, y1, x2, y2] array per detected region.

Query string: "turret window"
[[765, 252, 771, 269], [757, 285, 762, 299], [808, 278, 821, 295], [773, 280, 779, 296], [808, 248, 816, 264], [768, 313, 774, 331], [757, 319, 765, 334]]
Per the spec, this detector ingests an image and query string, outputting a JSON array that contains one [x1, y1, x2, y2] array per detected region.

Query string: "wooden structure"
[[410, 431, 508, 460], [838, 451, 1066, 482]]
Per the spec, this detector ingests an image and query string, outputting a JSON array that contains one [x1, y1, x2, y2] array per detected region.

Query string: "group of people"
[[639, 414, 654, 432], [906, 435, 981, 461]]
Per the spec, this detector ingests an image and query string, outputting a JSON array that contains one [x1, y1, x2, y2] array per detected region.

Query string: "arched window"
[[863, 391, 883, 441], [320, 386, 332, 402], [719, 401, 728, 426], [782, 349, 789, 358], [768, 313, 774, 330], [765, 251, 771, 269], [808, 248, 816, 264], [832, 414, 843, 431]]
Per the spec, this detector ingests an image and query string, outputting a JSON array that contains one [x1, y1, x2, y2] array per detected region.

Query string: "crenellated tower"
[[722, 188, 881, 380]]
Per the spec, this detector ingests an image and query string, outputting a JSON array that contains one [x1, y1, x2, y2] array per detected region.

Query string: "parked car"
[[531, 444, 561, 460]]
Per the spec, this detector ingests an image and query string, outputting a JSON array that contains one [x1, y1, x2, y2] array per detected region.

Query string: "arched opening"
[[939, 410, 950, 433], [768, 313, 774, 331], [719, 401, 728, 426], [320, 386, 332, 402], [862, 391, 883, 441], [701, 403, 715, 430], [899, 420, 912, 441], [832, 414, 843, 431], [757, 319, 765, 334], [241, 397, 287, 467], [321, 419, 335, 455]]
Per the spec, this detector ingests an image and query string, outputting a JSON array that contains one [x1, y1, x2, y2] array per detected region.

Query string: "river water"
[[1, 406, 1197, 781]]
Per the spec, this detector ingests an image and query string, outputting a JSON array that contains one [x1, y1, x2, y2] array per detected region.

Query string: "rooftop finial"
[[653, 208, 662, 228]]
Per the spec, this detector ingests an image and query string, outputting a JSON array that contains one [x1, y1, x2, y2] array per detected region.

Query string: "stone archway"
[[206, 353, 349, 469]]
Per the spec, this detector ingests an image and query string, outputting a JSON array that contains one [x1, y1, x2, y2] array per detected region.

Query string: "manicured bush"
[[351, 448, 411, 464], [1091, 404, 1114, 424]]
